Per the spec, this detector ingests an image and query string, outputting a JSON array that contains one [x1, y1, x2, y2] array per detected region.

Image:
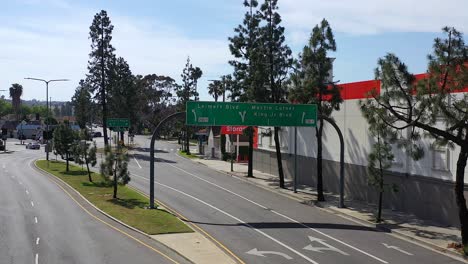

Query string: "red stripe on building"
[[338, 79, 380, 100]]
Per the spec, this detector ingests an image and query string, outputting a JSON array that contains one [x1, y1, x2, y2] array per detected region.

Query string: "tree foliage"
[[86, 10, 115, 146], [72, 129, 97, 182], [9, 83, 23, 122], [360, 27, 468, 254], [71, 80, 92, 129], [176, 57, 202, 155], [289, 18, 341, 200], [100, 146, 130, 199], [53, 122, 78, 172]]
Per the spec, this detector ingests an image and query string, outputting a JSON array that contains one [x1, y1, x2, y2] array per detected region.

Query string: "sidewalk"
[[192, 157, 467, 260]]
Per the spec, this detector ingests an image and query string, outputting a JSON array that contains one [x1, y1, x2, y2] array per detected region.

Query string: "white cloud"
[[280, 0, 468, 43], [0, 7, 233, 101]]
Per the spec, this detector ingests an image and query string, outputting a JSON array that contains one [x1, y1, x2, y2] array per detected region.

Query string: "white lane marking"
[[133, 157, 142, 169], [36, 237, 40, 245], [31, 201, 34, 207], [2, 164, 5, 169], [35, 253, 38, 264], [382, 243, 413, 256], [35, 217, 38, 224], [170, 149, 174, 152], [131, 173, 319, 264], [26, 190, 30, 195], [304, 236, 349, 255], [19, 181, 23, 185], [163, 148, 168, 151], [246, 248, 293, 260], [163, 163, 388, 264]]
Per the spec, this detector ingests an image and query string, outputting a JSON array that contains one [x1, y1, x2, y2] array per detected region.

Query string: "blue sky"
[[1, 0, 466, 101]]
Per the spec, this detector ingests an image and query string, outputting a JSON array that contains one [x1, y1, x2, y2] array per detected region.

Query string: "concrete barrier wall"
[[254, 148, 468, 227]]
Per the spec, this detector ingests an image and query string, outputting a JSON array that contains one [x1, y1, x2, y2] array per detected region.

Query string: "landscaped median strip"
[[35, 160, 192, 235]]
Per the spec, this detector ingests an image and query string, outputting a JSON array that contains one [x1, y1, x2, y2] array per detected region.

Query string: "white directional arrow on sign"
[[303, 236, 349, 256], [246, 248, 293, 260], [382, 243, 414, 256]]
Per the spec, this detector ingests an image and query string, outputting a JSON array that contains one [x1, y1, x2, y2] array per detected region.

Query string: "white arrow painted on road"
[[382, 243, 413, 256], [304, 236, 349, 256], [246, 248, 293, 260]]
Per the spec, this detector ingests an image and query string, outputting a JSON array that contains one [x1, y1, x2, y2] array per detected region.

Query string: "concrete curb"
[[180, 156, 468, 262], [33, 160, 194, 264]]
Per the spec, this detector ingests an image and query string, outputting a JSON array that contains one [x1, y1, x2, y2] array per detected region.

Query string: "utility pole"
[[25, 78, 69, 162]]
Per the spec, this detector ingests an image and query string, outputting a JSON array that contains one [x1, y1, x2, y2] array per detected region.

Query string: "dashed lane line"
[[36, 237, 40, 245], [32, 161, 182, 264]]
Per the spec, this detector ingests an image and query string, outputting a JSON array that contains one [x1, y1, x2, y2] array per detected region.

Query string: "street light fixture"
[[24, 77, 70, 161]]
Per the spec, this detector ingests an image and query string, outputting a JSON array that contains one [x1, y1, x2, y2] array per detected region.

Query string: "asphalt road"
[[126, 135, 463, 264], [0, 139, 190, 264]]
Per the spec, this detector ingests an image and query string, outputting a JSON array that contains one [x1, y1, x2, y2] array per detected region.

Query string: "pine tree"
[[257, 0, 293, 188], [86, 10, 115, 147], [360, 27, 468, 254], [53, 122, 78, 172], [71, 80, 92, 129], [175, 57, 202, 155], [100, 145, 130, 199], [289, 19, 342, 200], [108, 57, 138, 140], [228, 0, 265, 177], [360, 105, 397, 222], [9, 83, 23, 122]]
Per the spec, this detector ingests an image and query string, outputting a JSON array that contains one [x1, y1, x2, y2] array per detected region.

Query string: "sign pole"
[[294, 127, 298, 193], [236, 134, 240, 162], [230, 135, 234, 172]]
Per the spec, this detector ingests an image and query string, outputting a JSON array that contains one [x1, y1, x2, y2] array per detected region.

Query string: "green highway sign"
[[186, 102, 317, 127], [107, 118, 130, 128]]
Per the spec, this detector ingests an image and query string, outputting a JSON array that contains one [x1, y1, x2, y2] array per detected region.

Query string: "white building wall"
[[257, 98, 468, 184]]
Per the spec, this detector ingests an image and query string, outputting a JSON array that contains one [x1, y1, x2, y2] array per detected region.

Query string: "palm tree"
[[208, 80, 223, 102], [9, 83, 23, 122]]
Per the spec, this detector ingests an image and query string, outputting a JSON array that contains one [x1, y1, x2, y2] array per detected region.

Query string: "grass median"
[[36, 160, 192, 235], [178, 150, 198, 159]]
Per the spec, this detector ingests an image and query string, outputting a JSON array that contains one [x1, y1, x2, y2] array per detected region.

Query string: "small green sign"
[[107, 118, 130, 128], [186, 102, 317, 127]]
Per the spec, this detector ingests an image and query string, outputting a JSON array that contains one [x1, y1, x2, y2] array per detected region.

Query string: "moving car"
[[26, 142, 41, 150]]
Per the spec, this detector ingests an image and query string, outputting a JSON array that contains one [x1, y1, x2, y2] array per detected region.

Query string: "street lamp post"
[[25, 78, 69, 161]]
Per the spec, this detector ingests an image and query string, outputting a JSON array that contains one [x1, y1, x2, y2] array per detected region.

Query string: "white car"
[[26, 142, 41, 150]]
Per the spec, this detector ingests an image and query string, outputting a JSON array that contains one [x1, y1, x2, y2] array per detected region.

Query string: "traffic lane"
[[7, 152, 186, 264], [130, 167, 392, 264], [130, 175, 317, 264], [131, 141, 464, 264], [0, 158, 35, 264]]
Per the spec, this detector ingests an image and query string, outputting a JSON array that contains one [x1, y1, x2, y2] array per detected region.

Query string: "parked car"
[[26, 142, 40, 150], [92, 131, 102, 137]]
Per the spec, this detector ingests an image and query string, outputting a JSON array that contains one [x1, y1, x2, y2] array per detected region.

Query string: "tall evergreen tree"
[[86, 10, 115, 147], [257, 0, 293, 188], [289, 19, 342, 200], [53, 122, 78, 172], [71, 80, 92, 129], [360, 27, 468, 255], [229, 0, 266, 177], [175, 57, 202, 155], [108, 57, 138, 139]]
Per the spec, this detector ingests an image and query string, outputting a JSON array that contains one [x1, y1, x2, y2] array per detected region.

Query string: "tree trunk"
[[120, 130, 124, 144], [113, 168, 118, 199], [65, 152, 69, 172], [248, 128, 254, 177], [377, 135, 384, 223], [185, 126, 190, 155], [101, 23, 109, 147], [455, 148, 468, 255], [84, 152, 92, 182], [316, 119, 325, 201], [274, 127, 285, 188]]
